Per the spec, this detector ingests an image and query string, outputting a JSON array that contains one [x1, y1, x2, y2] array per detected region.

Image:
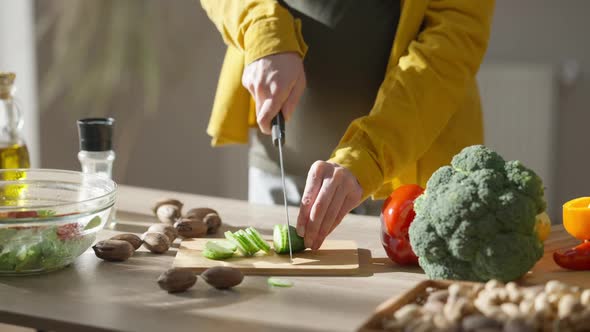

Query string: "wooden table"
[[0, 186, 584, 332]]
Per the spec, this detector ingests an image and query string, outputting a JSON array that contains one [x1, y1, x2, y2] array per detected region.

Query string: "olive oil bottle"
[[0, 144, 30, 169], [0, 72, 30, 170]]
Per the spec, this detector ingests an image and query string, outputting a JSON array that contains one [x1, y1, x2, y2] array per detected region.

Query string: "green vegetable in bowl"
[[84, 216, 102, 230], [408, 145, 546, 282], [0, 214, 101, 274]]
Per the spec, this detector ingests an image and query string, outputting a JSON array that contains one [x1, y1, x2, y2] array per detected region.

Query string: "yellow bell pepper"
[[563, 197, 590, 241]]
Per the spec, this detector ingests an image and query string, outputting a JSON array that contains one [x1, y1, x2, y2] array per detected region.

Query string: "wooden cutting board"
[[173, 238, 360, 275]]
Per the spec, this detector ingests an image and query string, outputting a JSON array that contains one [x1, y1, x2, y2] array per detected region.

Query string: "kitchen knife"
[[271, 112, 294, 263]]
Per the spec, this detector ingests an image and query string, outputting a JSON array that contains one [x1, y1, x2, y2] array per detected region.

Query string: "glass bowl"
[[0, 169, 117, 275]]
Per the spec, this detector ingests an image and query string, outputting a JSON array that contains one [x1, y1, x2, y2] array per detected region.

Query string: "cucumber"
[[202, 240, 236, 260], [211, 239, 237, 252], [202, 248, 233, 260], [273, 224, 305, 254], [235, 230, 260, 255], [224, 231, 251, 256], [205, 241, 235, 255], [245, 227, 271, 253], [267, 277, 294, 287]]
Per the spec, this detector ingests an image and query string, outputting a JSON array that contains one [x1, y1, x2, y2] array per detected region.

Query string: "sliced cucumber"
[[225, 231, 250, 256], [246, 227, 271, 253], [235, 230, 259, 255], [267, 277, 294, 287], [202, 248, 233, 260], [202, 240, 236, 260], [273, 225, 285, 253], [273, 224, 305, 254], [212, 239, 237, 252]]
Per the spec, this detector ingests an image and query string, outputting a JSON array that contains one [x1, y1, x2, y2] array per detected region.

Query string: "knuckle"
[[320, 184, 332, 196], [301, 194, 313, 206], [252, 77, 264, 91], [353, 188, 363, 200], [313, 200, 323, 212], [269, 81, 281, 96], [311, 160, 327, 173], [332, 168, 344, 181]]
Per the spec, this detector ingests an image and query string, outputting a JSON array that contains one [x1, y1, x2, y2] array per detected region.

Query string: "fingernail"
[[304, 238, 312, 249]]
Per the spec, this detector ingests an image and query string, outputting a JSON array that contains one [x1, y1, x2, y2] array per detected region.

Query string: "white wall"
[[0, 0, 40, 166], [485, 1, 590, 218], [37, 0, 249, 200]]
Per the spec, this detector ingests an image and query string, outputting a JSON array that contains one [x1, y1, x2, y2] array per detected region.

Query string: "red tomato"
[[380, 184, 424, 266], [57, 223, 81, 240], [0, 211, 39, 219], [553, 241, 590, 271]]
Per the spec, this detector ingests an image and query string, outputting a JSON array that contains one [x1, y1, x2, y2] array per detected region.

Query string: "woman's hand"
[[296, 161, 363, 250], [241, 52, 306, 134]]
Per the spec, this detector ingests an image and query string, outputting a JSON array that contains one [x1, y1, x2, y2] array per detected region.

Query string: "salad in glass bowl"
[[0, 169, 117, 275]]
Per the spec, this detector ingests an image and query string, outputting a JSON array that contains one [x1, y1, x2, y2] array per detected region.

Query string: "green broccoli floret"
[[409, 145, 546, 282]]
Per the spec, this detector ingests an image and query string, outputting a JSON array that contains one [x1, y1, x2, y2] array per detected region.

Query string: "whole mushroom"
[[184, 207, 217, 220], [152, 198, 183, 225], [204, 213, 222, 234], [184, 207, 222, 234]]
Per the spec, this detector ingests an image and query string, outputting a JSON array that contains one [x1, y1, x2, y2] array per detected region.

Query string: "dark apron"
[[249, 0, 400, 202]]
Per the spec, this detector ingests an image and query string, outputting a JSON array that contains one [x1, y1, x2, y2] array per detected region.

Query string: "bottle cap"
[[0, 72, 16, 99], [77, 118, 115, 151]]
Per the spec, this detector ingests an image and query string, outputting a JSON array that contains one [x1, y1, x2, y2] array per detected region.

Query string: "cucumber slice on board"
[[202, 248, 233, 260], [205, 241, 235, 255], [246, 227, 271, 253], [235, 230, 259, 255], [267, 277, 294, 287], [211, 239, 237, 252], [224, 231, 251, 256], [273, 224, 305, 254]]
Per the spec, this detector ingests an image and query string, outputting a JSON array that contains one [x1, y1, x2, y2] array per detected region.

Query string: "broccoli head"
[[409, 145, 546, 282]]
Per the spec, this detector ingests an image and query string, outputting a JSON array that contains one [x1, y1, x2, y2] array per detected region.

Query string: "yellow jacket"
[[201, 0, 495, 199]]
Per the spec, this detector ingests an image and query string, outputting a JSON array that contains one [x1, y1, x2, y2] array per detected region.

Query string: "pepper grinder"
[[77, 118, 117, 228]]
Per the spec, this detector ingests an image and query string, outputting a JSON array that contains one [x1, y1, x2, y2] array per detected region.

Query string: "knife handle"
[[271, 112, 285, 147]]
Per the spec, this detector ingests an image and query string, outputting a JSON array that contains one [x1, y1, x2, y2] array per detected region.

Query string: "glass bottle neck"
[[0, 96, 24, 145]]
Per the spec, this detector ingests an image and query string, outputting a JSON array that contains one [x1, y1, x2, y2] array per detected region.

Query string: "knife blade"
[[271, 112, 294, 263]]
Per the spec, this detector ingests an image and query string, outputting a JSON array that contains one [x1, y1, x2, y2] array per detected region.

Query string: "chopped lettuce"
[[0, 219, 98, 273]]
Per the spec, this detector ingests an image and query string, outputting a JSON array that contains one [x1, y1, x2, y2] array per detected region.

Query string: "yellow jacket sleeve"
[[329, 0, 495, 199], [200, 0, 308, 145], [200, 0, 307, 64]]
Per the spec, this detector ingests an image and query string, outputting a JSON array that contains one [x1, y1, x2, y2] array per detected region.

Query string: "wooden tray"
[[173, 238, 360, 276], [358, 280, 479, 332]]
